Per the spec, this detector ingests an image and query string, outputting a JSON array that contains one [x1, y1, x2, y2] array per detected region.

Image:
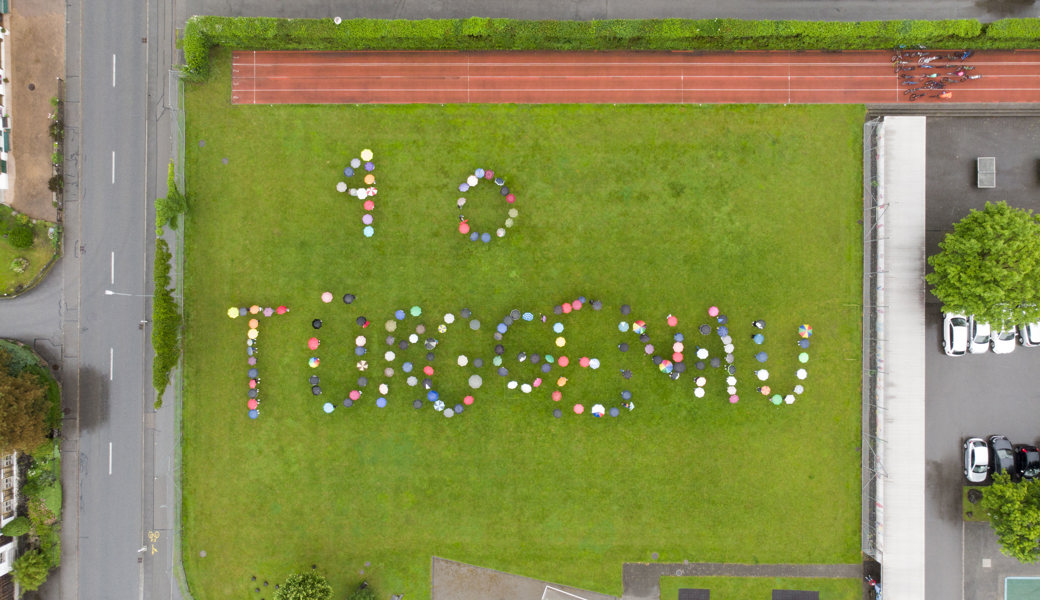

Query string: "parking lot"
[[924, 115, 1040, 600]]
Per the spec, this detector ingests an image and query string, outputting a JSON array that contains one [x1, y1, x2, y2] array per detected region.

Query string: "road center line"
[[111, 151, 116, 184], [109, 347, 114, 381], [108, 442, 113, 475], [110, 251, 115, 284], [112, 54, 117, 87]]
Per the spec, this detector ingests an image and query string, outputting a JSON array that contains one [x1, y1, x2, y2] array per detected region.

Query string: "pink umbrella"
[[729, 395, 739, 403], [349, 390, 360, 400], [573, 403, 584, 414], [308, 337, 320, 350], [579, 357, 590, 368], [424, 365, 434, 376], [562, 303, 572, 314], [364, 200, 375, 211], [533, 377, 542, 387], [558, 356, 570, 367], [667, 314, 678, 327], [552, 390, 562, 401], [644, 344, 654, 354], [276, 306, 288, 314], [459, 220, 470, 234], [464, 395, 474, 405], [321, 292, 333, 303], [572, 300, 583, 310], [672, 352, 683, 362], [247, 399, 258, 410], [249, 379, 257, 389], [247, 357, 257, 366], [708, 306, 719, 317]]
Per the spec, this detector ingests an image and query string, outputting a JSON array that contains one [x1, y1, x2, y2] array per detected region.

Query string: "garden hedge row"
[[152, 238, 181, 405], [181, 16, 1040, 80]]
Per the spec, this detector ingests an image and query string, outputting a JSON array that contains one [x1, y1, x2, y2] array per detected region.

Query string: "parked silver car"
[[964, 438, 989, 483], [942, 313, 969, 356], [968, 318, 991, 354]]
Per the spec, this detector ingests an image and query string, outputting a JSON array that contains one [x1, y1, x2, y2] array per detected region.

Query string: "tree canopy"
[[0, 349, 51, 453], [927, 201, 1040, 330], [13, 549, 50, 592], [274, 573, 333, 600], [981, 473, 1040, 562]]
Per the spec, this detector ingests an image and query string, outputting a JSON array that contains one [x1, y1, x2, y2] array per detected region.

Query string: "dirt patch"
[[6, 0, 64, 222]]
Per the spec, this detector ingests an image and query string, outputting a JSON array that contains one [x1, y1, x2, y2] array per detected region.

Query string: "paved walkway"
[[231, 50, 1040, 105], [432, 557, 619, 600], [621, 562, 863, 600]]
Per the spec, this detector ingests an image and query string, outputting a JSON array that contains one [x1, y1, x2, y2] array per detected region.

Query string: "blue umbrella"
[[798, 339, 810, 349], [427, 390, 439, 402], [755, 351, 768, 363], [717, 325, 729, 337], [753, 333, 765, 344], [248, 409, 258, 419]]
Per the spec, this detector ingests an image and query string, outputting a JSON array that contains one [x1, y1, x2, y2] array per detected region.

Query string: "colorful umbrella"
[[591, 404, 605, 417], [799, 324, 813, 338], [659, 360, 673, 374], [633, 320, 647, 334], [309, 357, 320, 368]]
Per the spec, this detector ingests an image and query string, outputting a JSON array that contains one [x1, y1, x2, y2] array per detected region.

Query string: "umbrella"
[[796, 369, 808, 380], [247, 329, 258, 340], [667, 314, 678, 327], [459, 221, 470, 234], [696, 348, 709, 360], [454, 403, 464, 413], [592, 300, 603, 310], [323, 402, 335, 413], [591, 404, 605, 417], [434, 400, 445, 411], [794, 384, 805, 394], [695, 376, 707, 387], [249, 305, 261, 314], [249, 409, 258, 419], [363, 226, 374, 237], [694, 387, 705, 398], [248, 368, 258, 378], [609, 407, 620, 417], [562, 303, 572, 314], [717, 325, 729, 337], [633, 320, 647, 334], [673, 352, 684, 362], [673, 342, 685, 353], [756, 369, 769, 381], [619, 343, 629, 352], [771, 395, 783, 405], [798, 339, 810, 349], [321, 292, 333, 303], [659, 360, 673, 374], [699, 324, 711, 335], [248, 319, 259, 329], [248, 399, 258, 410], [263, 307, 274, 317], [753, 333, 765, 344], [553, 322, 565, 333], [356, 360, 368, 371], [349, 390, 361, 400], [799, 352, 809, 363], [759, 385, 771, 395], [443, 408, 455, 418], [785, 395, 796, 404], [572, 300, 583, 310], [468, 374, 483, 389], [752, 319, 766, 329], [227, 307, 239, 318], [558, 356, 570, 367], [579, 356, 590, 368], [309, 357, 320, 368], [427, 390, 439, 401], [618, 321, 629, 332], [620, 304, 631, 315], [308, 337, 320, 350], [311, 385, 322, 395], [464, 395, 475, 405], [248, 389, 257, 398], [552, 390, 562, 401], [520, 383, 532, 394], [424, 365, 435, 376], [376, 397, 387, 408], [644, 344, 655, 355], [342, 294, 355, 305], [360, 149, 374, 161], [239, 307, 248, 316], [277, 305, 289, 314], [621, 369, 632, 379], [573, 404, 585, 414], [717, 314, 728, 324], [621, 390, 632, 400], [799, 324, 813, 338], [411, 306, 422, 317], [589, 358, 601, 369], [556, 337, 567, 347], [729, 395, 739, 404], [708, 306, 719, 317], [364, 174, 376, 185], [755, 352, 768, 363], [247, 356, 256, 366]]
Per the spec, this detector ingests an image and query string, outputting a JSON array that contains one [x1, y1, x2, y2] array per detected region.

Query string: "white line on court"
[[110, 251, 115, 284], [109, 347, 114, 381], [111, 151, 116, 184], [112, 54, 117, 87], [542, 586, 589, 600], [108, 442, 113, 475]]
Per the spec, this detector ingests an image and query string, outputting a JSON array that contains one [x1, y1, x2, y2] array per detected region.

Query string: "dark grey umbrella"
[[541, 363, 551, 373], [710, 357, 721, 368], [503, 316, 514, 326], [454, 404, 464, 413], [344, 399, 354, 407], [413, 400, 422, 409], [699, 324, 711, 335], [312, 319, 322, 329], [311, 386, 322, 395], [495, 344, 504, 355], [619, 343, 629, 352], [620, 304, 631, 315], [249, 368, 258, 378], [497, 367, 508, 376], [343, 294, 356, 304], [308, 375, 319, 384], [386, 336, 396, 346], [460, 308, 472, 318], [553, 305, 563, 315], [248, 389, 257, 398], [621, 369, 633, 379], [592, 300, 603, 310], [426, 352, 435, 361], [674, 361, 686, 373], [530, 353, 540, 364], [356, 316, 367, 326], [553, 409, 562, 418], [357, 376, 368, 387], [652, 355, 663, 365], [695, 361, 705, 370], [473, 358, 484, 368], [399, 340, 409, 350]]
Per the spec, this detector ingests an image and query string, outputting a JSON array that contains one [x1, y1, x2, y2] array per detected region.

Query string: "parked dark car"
[[990, 435, 1017, 478], [1015, 445, 1040, 481]]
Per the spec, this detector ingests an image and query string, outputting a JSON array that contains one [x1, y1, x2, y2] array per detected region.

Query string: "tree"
[[347, 587, 377, 600], [1, 516, 30, 537], [0, 350, 51, 453], [12, 549, 50, 592], [274, 573, 333, 600], [980, 473, 1040, 562], [927, 201, 1040, 330]]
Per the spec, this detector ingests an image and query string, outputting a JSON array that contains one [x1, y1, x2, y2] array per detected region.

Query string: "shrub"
[[347, 587, 377, 600], [48, 120, 63, 142], [155, 162, 187, 233], [152, 239, 182, 400], [48, 175, 63, 193], [12, 549, 49, 592], [8, 225, 34, 249], [9, 257, 28, 273], [1, 516, 29, 537]]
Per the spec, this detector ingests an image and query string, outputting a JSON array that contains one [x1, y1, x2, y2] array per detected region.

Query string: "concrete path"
[[432, 557, 619, 600], [621, 562, 862, 600]]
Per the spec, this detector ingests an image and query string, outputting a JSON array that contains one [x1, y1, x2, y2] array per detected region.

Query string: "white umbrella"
[[796, 369, 807, 380], [591, 404, 605, 417], [756, 369, 769, 381]]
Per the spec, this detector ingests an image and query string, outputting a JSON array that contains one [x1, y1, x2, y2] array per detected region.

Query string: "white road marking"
[[109, 347, 114, 381], [112, 54, 117, 87], [108, 442, 113, 475], [110, 251, 115, 284], [111, 151, 116, 184]]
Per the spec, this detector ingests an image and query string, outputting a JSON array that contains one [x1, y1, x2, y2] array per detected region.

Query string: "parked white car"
[[1020, 321, 1040, 347], [969, 318, 991, 354], [964, 438, 989, 483], [942, 313, 969, 356], [991, 327, 1017, 354]]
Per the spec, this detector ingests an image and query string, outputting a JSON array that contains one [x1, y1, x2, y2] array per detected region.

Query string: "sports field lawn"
[[659, 576, 862, 600], [182, 48, 864, 599]]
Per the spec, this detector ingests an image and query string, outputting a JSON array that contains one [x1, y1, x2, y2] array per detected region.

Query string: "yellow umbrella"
[[227, 307, 238, 318], [247, 328, 258, 340]]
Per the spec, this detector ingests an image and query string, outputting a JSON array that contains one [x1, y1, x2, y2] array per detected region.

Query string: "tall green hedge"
[[152, 238, 181, 405], [180, 16, 1040, 80]]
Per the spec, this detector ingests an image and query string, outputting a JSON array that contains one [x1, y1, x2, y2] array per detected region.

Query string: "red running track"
[[231, 50, 1040, 105]]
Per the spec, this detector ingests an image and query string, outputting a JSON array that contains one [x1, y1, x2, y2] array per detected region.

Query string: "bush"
[[152, 239, 181, 400], [347, 587, 377, 600], [48, 175, 63, 193], [8, 225, 34, 249], [1, 516, 29, 537], [9, 257, 28, 273], [48, 120, 63, 142], [12, 549, 49, 592], [275, 573, 333, 600], [155, 162, 187, 233]]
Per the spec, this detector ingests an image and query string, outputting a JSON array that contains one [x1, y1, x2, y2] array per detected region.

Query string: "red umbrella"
[[247, 399, 258, 410], [276, 306, 288, 315], [308, 337, 320, 350]]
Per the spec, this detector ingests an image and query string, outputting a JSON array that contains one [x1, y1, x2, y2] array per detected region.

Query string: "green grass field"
[[659, 576, 862, 600], [0, 205, 59, 296], [182, 48, 864, 599]]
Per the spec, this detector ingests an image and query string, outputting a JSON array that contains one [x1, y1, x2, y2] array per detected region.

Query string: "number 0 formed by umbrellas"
[[229, 293, 813, 420]]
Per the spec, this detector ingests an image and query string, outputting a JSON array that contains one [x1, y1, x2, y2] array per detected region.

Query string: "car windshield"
[[1028, 466, 1040, 478], [998, 448, 1014, 459], [999, 330, 1016, 341], [973, 464, 988, 473], [952, 317, 968, 327]]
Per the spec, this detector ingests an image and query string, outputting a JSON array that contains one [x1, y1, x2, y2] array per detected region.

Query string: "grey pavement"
[[178, 0, 1038, 23], [431, 557, 619, 600], [924, 116, 1040, 600]]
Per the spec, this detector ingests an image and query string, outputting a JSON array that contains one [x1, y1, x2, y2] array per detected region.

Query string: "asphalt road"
[[924, 116, 1040, 600]]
